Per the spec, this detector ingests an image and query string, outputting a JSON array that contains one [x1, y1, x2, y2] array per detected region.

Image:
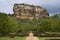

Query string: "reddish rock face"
[[13, 3, 49, 20]]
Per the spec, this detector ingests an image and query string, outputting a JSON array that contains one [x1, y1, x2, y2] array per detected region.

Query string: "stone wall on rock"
[[13, 3, 49, 20]]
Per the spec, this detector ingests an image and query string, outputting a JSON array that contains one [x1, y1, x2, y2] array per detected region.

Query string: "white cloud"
[[40, 0, 59, 6], [0, 0, 60, 14], [0, 0, 6, 2]]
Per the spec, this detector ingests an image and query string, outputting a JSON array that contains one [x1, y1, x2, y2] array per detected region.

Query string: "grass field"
[[0, 37, 25, 40], [0, 37, 60, 40]]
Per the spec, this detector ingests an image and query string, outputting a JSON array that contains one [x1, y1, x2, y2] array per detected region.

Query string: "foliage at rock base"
[[0, 12, 60, 35]]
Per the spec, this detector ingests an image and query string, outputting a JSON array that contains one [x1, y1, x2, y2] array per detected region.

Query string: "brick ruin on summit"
[[13, 3, 49, 20]]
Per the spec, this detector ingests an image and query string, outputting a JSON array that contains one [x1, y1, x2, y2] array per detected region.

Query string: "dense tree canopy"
[[0, 12, 60, 35], [0, 13, 18, 35]]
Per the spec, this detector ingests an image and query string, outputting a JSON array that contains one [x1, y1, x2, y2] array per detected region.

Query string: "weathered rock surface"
[[13, 3, 49, 20]]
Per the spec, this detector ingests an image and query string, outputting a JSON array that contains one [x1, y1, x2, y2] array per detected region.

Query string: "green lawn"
[[0, 37, 60, 40], [0, 37, 26, 40], [39, 37, 60, 40]]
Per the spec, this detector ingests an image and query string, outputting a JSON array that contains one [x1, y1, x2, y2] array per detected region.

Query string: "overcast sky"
[[0, 0, 60, 16]]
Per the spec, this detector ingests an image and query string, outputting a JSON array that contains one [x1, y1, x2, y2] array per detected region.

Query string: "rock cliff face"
[[13, 3, 49, 20]]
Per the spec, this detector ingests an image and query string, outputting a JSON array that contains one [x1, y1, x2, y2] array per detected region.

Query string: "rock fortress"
[[13, 3, 49, 20]]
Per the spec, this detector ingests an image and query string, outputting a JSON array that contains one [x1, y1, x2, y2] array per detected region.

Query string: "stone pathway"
[[26, 32, 39, 40]]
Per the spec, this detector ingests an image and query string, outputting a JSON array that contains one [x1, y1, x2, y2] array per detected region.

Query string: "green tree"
[[0, 13, 18, 35], [7, 16, 18, 33]]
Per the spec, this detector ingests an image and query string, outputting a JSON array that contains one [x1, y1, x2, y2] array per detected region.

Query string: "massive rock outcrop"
[[13, 3, 49, 20]]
